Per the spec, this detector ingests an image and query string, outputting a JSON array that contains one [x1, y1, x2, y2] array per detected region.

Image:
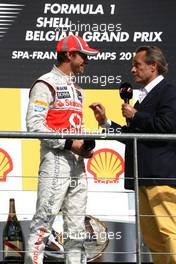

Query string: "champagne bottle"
[[3, 198, 25, 262]]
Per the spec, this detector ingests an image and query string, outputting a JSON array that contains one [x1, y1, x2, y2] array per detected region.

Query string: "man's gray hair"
[[135, 46, 168, 75]]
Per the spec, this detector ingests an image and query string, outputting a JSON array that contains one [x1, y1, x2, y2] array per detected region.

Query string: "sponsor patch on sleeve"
[[34, 100, 48, 112]]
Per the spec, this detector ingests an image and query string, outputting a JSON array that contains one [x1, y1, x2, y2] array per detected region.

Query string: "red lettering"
[[33, 228, 46, 263]]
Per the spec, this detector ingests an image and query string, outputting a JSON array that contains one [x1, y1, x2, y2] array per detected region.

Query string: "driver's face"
[[69, 52, 88, 75]]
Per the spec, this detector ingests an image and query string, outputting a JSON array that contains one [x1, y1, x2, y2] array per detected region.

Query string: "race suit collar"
[[52, 65, 73, 84]]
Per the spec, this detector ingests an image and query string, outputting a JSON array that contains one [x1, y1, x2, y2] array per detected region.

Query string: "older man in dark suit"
[[90, 46, 176, 264]]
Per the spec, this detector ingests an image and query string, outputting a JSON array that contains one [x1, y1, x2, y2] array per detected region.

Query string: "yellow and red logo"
[[0, 148, 13, 182], [87, 148, 124, 184]]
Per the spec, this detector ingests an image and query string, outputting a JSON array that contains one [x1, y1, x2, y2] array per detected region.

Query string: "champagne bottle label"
[[4, 241, 23, 257]]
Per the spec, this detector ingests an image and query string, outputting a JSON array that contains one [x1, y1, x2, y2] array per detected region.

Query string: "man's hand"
[[89, 103, 107, 125], [71, 140, 94, 158], [121, 103, 137, 119]]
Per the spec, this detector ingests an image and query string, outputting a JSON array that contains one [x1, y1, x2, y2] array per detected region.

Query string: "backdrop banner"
[[0, 0, 175, 89]]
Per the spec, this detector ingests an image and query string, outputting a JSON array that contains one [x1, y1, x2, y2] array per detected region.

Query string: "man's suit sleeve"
[[110, 121, 122, 130], [131, 84, 176, 133]]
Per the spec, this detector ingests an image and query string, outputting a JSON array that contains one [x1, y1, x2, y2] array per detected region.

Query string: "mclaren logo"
[[0, 3, 25, 40], [87, 148, 124, 184], [0, 148, 13, 181]]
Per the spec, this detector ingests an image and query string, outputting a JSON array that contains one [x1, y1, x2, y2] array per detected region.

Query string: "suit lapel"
[[134, 100, 140, 110]]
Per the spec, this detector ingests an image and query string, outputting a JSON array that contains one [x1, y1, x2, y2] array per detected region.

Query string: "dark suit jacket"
[[111, 79, 176, 189]]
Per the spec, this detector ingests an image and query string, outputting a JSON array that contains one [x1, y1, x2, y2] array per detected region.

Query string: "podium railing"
[[1, 131, 176, 264]]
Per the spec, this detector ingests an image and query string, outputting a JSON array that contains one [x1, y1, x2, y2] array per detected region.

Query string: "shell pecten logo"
[[0, 148, 13, 182], [87, 148, 124, 184]]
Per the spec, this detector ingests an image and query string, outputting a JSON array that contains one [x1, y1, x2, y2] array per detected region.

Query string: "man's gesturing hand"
[[89, 103, 107, 125]]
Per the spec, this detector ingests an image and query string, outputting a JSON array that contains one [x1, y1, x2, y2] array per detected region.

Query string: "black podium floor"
[[0, 220, 152, 263]]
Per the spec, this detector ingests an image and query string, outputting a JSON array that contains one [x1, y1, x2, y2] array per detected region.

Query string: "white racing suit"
[[25, 65, 87, 264]]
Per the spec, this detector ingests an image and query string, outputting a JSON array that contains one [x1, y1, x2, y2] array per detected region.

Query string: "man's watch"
[[64, 139, 73, 150]]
